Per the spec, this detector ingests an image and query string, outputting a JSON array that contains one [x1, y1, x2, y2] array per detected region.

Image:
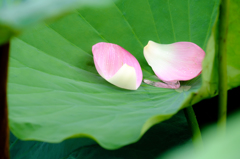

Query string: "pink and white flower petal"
[[144, 41, 205, 81], [92, 42, 142, 90]]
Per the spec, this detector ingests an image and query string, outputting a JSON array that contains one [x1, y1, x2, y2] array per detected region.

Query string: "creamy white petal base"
[[107, 64, 137, 90]]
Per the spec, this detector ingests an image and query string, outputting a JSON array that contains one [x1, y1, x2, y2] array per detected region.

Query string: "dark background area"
[[193, 86, 240, 129]]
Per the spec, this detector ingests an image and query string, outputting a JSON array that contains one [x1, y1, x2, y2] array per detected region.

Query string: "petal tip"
[[144, 40, 154, 49]]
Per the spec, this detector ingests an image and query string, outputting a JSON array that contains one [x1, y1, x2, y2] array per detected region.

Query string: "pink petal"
[[144, 41, 205, 81], [92, 42, 143, 90]]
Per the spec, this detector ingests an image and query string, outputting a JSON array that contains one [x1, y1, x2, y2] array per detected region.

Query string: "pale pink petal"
[[92, 42, 143, 90], [144, 41, 205, 81]]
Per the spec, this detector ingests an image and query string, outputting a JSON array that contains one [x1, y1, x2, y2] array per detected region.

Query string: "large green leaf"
[[8, 0, 220, 149], [0, 0, 112, 44], [10, 112, 191, 159]]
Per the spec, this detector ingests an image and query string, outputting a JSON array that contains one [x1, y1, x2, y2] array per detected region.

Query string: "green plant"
[[1, 0, 239, 158]]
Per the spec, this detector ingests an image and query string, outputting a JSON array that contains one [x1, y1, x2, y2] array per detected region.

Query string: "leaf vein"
[[45, 23, 92, 57], [75, 10, 109, 42], [167, 0, 177, 42], [113, 2, 144, 47], [188, 0, 191, 41], [203, 0, 218, 49], [147, 0, 161, 43]]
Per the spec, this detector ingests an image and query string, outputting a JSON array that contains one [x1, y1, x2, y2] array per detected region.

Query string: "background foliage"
[[160, 111, 240, 159], [0, 0, 113, 44], [226, 0, 240, 88]]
